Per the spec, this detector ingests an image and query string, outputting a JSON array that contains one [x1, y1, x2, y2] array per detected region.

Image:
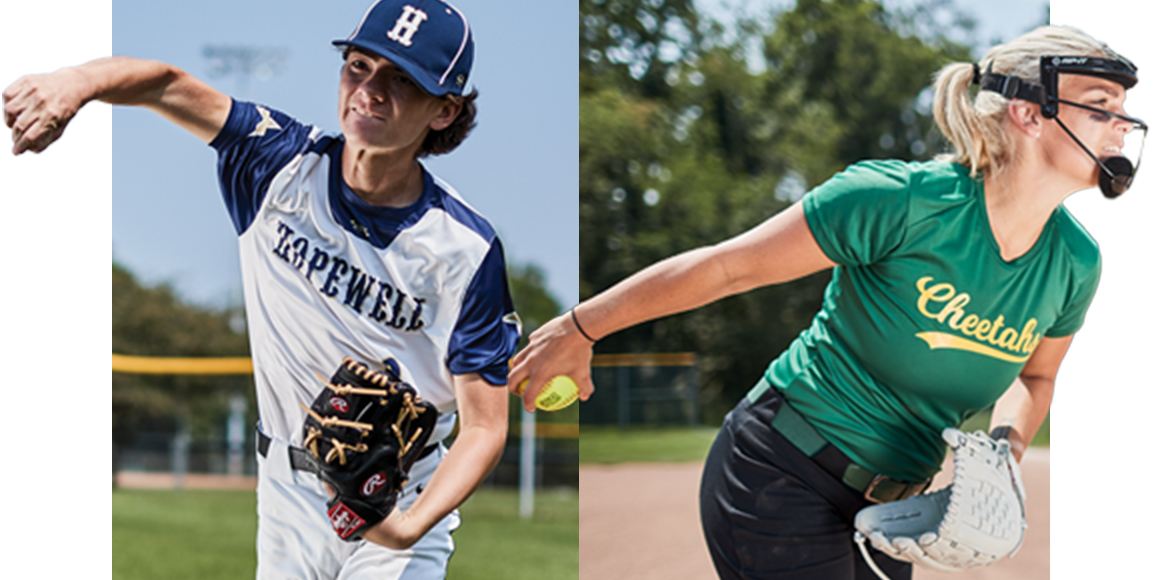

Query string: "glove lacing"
[[392, 392, 428, 457], [301, 360, 433, 464], [854, 531, 896, 580]]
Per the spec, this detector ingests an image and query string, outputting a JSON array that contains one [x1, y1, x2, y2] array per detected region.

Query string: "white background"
[[0, 0, 111, 575], [1052, 0, 1156, 578]]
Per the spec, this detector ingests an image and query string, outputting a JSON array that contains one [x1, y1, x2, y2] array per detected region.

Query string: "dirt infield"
[[116, 471, 258, 490], [580, 448, 1048, 580]]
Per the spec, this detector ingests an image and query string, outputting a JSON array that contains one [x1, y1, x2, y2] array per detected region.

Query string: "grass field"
[[580, 411, 1050, 465], [580, 426, 720, 464], [112, 486, 577, 580]]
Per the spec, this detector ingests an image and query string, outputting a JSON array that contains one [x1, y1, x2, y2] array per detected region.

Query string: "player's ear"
[[1006, 99, 1043, 138], [428, 97, 462, 132]]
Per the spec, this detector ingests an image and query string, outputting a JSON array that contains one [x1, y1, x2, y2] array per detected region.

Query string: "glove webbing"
[[299, 366, 399, 466], [315, 369, 399, 397], [301, 380, 430, 461], [300, 404, 376, 432], [854, 531, 896, 580], [299, 400, 375, 466], [300, 421, 370, 465]]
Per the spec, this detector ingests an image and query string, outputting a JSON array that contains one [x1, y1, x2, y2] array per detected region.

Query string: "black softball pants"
[[699, 388, 911, 580]]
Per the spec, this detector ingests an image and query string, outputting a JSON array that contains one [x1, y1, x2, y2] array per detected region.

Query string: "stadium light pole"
[[519, 407, 536, 519], [202, 45, 287, 97]]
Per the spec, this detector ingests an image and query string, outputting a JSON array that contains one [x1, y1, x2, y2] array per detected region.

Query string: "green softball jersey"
[[758, 159, 1100, 482]]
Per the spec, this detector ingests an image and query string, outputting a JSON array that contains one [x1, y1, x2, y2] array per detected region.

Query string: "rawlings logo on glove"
[[852, 428, 1027, 579], [301, 357, 439, 541]]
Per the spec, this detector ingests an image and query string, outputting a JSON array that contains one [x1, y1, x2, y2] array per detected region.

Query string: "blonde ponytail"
[[931, 26, 1119, 178], [932, 62, 1009, 177]]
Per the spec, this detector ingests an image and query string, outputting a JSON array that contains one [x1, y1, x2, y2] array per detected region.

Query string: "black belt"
[[256, 429, 439, 474], [757, 381, 931, 504]]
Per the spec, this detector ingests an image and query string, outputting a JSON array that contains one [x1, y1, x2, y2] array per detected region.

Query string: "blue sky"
[[111, 0, 578, 310]]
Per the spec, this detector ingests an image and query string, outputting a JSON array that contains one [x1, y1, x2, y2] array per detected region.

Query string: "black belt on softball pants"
[[753, 378, 931, 503], [256, 428, 439, 474]]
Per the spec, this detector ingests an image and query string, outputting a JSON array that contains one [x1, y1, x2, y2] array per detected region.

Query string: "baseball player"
[[510, 25, 1144, 580], [5, 1, 519, 578]]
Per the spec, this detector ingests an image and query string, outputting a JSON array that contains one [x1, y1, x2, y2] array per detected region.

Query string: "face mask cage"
[[976, 54, 1147, 198], [1050, 99, 1147, 197]]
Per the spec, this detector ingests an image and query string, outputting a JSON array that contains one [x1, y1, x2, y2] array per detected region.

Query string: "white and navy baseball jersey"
[[210, 100, 520, 444]]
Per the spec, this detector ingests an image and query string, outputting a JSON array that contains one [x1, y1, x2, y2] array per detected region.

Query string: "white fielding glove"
[[852, 428, 1027, 579]]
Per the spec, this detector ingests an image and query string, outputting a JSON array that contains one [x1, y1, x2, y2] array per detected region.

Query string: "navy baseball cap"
[[334, 0, 474, 96]]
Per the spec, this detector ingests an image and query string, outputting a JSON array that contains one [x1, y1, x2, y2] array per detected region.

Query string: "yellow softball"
[[517, 375, 580, 411]]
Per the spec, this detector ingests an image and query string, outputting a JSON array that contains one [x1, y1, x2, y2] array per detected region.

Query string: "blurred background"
[[577, 1, 1063, 579], [579, 0, 1158, 578]]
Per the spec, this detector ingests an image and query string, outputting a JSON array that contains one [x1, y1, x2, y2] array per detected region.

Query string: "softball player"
[[6, 1, 518, 578], [510, 25, 1144, 580]]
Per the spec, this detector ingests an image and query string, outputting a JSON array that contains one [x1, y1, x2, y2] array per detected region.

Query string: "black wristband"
[[989, 425, 1013, 441], [570, 308, 596, 343]]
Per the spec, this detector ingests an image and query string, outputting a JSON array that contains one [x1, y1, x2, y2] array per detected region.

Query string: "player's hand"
[[3, 67, 87, 155], [508, 311, 595, 413]]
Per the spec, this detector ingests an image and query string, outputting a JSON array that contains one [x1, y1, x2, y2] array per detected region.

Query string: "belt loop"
[[841, 462, 876, 492], [769, 398, 828, 456], [256, 425, 272, 458], [746, 377, 773, 405]]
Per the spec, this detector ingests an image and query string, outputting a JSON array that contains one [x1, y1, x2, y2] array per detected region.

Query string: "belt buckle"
[[907, 478, 932, 499], [862, 474, 891, 504], [863, 475, 931, 504]]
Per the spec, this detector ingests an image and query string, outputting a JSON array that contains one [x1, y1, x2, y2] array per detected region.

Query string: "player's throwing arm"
[[507, 202, 835, 411], [4, 56, 230, 154]]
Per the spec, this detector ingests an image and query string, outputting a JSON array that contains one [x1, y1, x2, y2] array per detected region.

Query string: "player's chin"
[[341, 112, 387, 141]]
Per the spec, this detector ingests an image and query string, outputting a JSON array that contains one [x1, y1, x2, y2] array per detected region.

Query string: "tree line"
[[580, 0, 1040, 420], [112, 260, 562, 479]]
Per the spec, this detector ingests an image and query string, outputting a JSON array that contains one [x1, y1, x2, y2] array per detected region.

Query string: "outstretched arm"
[[4, 56, 231, 154], [508, 201, 836, 411]]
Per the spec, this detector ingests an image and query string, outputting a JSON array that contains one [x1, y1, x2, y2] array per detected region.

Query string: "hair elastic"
[[571, 308, 597, 343]]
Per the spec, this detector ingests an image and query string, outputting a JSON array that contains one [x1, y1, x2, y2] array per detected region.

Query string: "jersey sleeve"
[[1046, 248, 1102, 337], [801, 160, 913, 266], [446, 238, 521, 385], [209, 99, 316, 235]]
